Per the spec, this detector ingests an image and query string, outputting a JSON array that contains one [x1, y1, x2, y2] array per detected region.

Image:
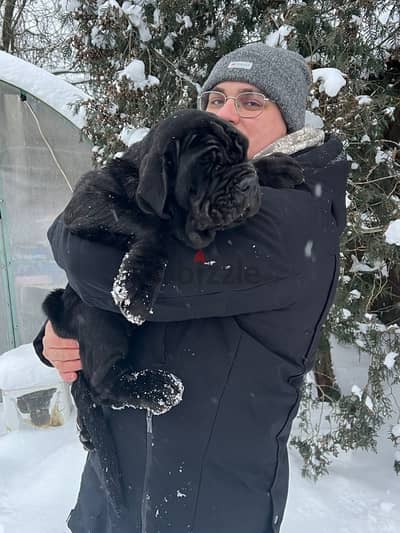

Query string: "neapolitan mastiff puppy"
[[42, 110, 303, 511]]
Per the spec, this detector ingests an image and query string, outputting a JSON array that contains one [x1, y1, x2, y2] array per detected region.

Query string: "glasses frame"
[[198, 90, 272, 118]]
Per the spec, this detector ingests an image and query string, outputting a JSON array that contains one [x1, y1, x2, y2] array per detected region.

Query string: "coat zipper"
[[141, 409, 153, 533]]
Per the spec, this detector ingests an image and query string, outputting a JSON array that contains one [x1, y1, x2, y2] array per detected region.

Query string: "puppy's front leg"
[[112, 227, 169, 324]]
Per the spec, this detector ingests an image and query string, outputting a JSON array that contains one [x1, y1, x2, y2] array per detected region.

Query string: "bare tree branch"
[[1, 0, 17, 51]]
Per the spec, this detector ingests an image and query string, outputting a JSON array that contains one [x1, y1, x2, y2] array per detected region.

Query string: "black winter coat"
[[34, 135, 348, 533]]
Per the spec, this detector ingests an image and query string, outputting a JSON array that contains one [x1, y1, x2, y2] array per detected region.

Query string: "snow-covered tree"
[[61, 0, 276, 160], [268, 0, 400, 477]]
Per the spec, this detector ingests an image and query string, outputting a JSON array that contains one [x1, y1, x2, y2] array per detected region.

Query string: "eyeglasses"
[[198, 91, 272, 118]]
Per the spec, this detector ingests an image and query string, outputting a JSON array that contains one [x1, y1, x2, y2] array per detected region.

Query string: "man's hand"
[[42, 321, 82, 382]]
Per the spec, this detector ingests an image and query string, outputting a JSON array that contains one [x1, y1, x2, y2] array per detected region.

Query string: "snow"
[[385, 220, 400, 246], [1, 340, 399, 532], [356, 95, 372, 106], [376, 148, 392, 164], [60, 0, 80, 13], [342, 308, 352, 320], [0, 344, 62, 391], [0, 51, 87, 128], [349, 289, 361, 300], [0, 416, 85, 533], [384, 352, 398, 370], [305, 110, 324, 129], [205, 36, 217, 49], [118, 59, 160, 90], [352, 384, 363, 400], [304, 240, 314, 258], [312, 67, 347, 97], [349, 254, 387, 274], [176, 14, 193, 29], [98, 0, 122, 15], [265, 25, 296, 48], [91, 27, 105, 48], [119, 125, 149, 147], [164, 33, 176, 51], [384, 107, 396, 119], [122, 2, 152, 42]]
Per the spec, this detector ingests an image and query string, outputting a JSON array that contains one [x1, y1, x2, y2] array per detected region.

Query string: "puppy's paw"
[[112, 274, 152, 325], [110, 369, 184, 415], [112, 248, 167, 324], [254, 153, 304, 188]]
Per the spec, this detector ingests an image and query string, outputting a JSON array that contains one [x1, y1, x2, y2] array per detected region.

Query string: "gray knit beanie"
[[201, 43, 312, 133]]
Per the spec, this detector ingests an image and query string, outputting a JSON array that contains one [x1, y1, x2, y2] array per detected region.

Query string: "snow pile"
[[385, 220, 400, 246], [375, 147, 392, 164], [164, 33, 177, 50], [265, 25, 296, 48], [122, 1, 152, 42], [118, 59, 160, 90], [60, 0, 80, 13], [384, 352, 399, 370], [0, 51, 87, 128], [349, 254, 387, 275], [0, 344, 61, 391], [305, 110, 324, 129], [356, 95, 372, 106], [119, 126, 149, 147], [176, 14, 192, 28], [0, 416, 85, 533], [312, 68, 347, 97], [99, 0, 122, 15]]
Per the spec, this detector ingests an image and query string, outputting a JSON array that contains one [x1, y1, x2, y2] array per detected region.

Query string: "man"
[[35, 43, 348, 532]]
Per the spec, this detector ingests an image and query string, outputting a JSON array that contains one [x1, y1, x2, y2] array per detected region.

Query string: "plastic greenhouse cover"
[[0, 51, 87, 128]]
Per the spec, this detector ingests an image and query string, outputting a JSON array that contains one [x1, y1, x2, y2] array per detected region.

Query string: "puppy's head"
[[172, 116, 261, 248], [134, 110, 261, 248]]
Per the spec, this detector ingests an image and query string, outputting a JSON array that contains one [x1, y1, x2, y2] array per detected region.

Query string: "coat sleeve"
[[46, 183, 340, 322], [32, 322, 54, 367]]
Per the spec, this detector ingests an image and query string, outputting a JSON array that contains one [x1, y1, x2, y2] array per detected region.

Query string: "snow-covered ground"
[[0, 342, 399, 533], [0, 406, 398, 533]]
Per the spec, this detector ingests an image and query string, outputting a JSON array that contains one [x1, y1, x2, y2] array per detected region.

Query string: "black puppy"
[[42, 110, 303, 511], [43, 110, 303, 410]]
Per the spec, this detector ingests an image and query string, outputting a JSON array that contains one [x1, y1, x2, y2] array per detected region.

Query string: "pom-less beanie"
[[201, 43, 312, 133]]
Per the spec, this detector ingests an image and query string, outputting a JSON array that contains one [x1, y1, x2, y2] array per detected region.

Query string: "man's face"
[[205, 82, 287, 159]]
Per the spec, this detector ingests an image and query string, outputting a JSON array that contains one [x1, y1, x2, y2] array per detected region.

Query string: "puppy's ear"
[[136, 142, 178, 218]]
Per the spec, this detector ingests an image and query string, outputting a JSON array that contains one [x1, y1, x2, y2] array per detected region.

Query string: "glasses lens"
[[199, 91, 226, 111], [236, 93, 265, 116]]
